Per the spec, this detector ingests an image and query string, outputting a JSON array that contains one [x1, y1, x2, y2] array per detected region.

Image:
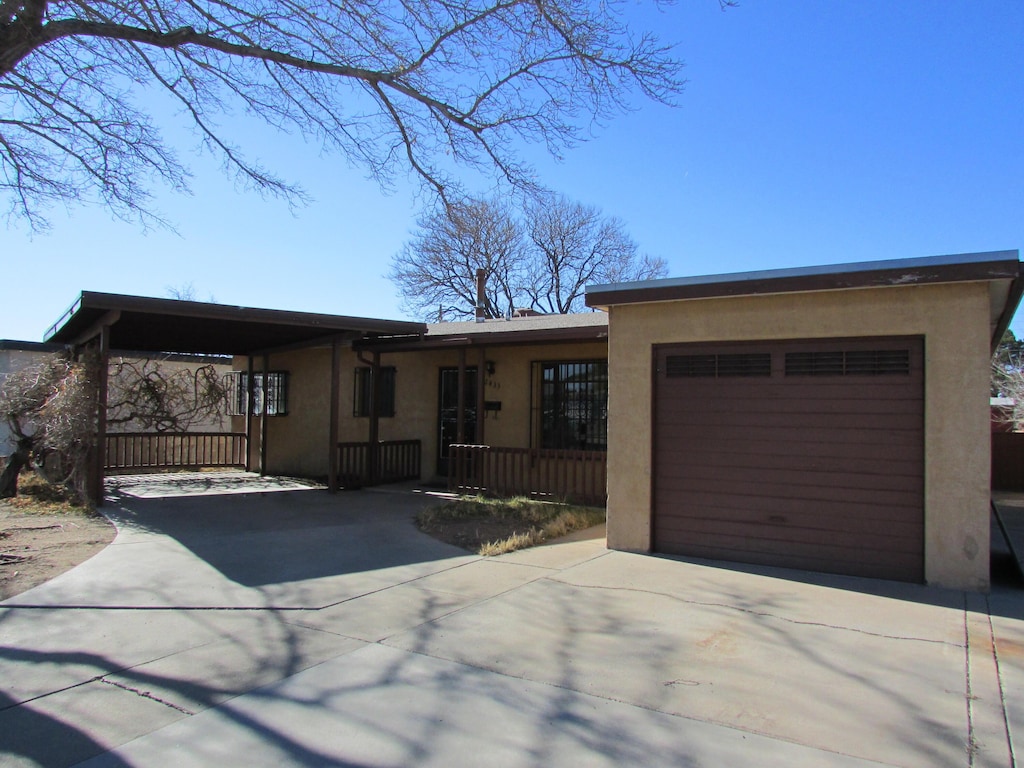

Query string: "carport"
[[588, 250, 1024, 591], [44, 291, 425, 504]]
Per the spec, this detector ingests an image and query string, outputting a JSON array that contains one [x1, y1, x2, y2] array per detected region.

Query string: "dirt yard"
[[0, 504, 115, 600]]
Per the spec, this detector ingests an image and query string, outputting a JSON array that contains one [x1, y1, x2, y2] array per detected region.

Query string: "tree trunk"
[[0, 448, 29, 498]]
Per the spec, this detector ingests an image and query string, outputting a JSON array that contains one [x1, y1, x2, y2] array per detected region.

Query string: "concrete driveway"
[[1, 472, 1022, 767]]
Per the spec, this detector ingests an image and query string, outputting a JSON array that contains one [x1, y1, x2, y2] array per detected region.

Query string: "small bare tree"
[[0, 352, 229, 500], [1, 0, 697, 231], [390, 193, 668, 319], [0, 352, 96, 500]]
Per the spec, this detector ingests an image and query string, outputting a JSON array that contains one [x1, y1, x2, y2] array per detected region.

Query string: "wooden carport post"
[[476, 347, 487, 444], [367, 351, 381, 484], [328, 340, 341, 493], [245, 356, 255, 471], [259, 353, 269, 476], [456, 348, 466, 444], [90, 323, 111, 507]]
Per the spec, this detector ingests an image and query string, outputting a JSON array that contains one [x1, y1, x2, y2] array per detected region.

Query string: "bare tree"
[[0, 352, 96, 500], [390, 192, 667, 318], [1, 0, 693, 231], [524, 194, 667, 314], [0, 352, 229, 500], [390, 197, 525, 320]]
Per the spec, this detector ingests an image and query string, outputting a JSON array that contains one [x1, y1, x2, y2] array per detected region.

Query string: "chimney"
[[475, 268, 486, 323]]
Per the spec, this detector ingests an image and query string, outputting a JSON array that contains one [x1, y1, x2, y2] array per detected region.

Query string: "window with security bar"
[[225, 371, 289, 416], [532, 360, 608, 451]]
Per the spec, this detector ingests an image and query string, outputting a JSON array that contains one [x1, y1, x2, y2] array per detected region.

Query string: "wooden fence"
[[105, 432, 247, 472], [448, 444, 607, 506], [337, 439, 422, 487], [993, 432, 1024, 491]]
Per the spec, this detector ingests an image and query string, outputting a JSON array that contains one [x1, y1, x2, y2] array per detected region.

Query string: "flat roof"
[[356, 311, 608, 351], [586, 250, 1023, 350], [45, 292, 426, 356]]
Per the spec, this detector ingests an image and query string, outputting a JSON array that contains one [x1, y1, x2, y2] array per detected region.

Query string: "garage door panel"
[[653, 336, 924, 582], [657, 541, 922, 582], [658, 446, 922, 476], [655, 517, 922, 555], [657, 396, 922, 419], [654, 492, 922, 526], [657, 424, 923, 449], [657, 477, 923, 507], [656, 463, 923, 494], [654, 506, 922, 543], [657, 409, 924, 432]]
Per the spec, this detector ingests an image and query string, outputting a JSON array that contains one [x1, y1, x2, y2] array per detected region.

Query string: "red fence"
[[448, 444, 607, 506], [105, 432, 247, 472], [337, 440, 422, 487]]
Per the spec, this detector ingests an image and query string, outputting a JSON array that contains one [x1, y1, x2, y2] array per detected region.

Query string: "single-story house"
[[42, 249, 1022, 591]]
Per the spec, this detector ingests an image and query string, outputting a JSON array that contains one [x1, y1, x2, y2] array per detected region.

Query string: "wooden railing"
[[337, 439, 422, 487], [448, 444, 607, 506], [105, 432, 247, 472]]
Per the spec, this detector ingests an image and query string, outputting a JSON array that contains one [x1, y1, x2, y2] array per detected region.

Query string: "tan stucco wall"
[[243, 339, 607, 481], [605, 281, 993, 591]]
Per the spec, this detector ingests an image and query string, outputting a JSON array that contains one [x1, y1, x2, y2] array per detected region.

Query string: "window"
[[533, 360, 608, 451], [225, 371, 289, 416], [785, 349, 910, 376], [354, 366, 396, 417], [665, 353, 771, 378]]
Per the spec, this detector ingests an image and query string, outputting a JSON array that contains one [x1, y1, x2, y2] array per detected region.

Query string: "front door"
[[438, 367, 477, 475]]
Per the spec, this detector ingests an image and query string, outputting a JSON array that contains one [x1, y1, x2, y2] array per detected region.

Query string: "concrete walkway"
[[1, 473, 1023, 766]]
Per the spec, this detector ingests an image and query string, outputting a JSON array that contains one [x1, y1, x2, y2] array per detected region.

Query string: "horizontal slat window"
[[786, 349, 910, 377], [666, 353, 771, 378]]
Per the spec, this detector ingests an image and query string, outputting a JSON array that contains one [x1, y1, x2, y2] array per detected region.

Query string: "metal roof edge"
[[586, 250, 1021, 307]]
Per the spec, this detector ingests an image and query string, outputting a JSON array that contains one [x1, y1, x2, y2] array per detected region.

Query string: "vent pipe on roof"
[[475, 269, 487, 323]]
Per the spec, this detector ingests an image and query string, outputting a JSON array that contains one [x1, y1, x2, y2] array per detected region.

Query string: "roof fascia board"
[[586, 251, 1021, 308], [67, 291, 425, 335], [354, 325, 608, 352], [248, 330, 368, 356]]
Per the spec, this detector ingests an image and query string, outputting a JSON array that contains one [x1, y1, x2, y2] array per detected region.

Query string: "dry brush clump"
[[0, 352, 97, 502], [417, 495, 605, 556]]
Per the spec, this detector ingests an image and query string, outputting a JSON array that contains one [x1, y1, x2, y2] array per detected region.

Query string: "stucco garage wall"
[[605, 281, 992, 591]]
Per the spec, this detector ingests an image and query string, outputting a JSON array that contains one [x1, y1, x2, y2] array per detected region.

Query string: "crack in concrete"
[[550, 578, 962, 647], [99, 678, 195, 715]]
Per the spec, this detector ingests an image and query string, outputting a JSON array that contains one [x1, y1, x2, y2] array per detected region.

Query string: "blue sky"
[[4, 1, 1023, 341]]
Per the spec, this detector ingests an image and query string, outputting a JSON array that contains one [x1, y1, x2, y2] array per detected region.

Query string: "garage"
[[652, 337, 924, 581], [588, 250, 1024, 591]]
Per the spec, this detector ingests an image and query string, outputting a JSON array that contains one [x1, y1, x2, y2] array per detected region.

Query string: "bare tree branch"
[[1, 0, 693, 229], [390, 192, 667, 319]]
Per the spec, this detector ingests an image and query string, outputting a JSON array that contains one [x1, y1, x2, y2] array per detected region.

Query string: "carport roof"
[[586, 250, 1024, 350], [45, 292, 426, 355]]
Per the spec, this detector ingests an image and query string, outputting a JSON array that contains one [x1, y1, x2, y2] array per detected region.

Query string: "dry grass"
[[417, 496, 605, 556], [3, 472, 93, 515]]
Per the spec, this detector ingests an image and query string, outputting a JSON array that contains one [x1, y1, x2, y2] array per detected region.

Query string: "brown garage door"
[[653, 337, 924, 582]]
